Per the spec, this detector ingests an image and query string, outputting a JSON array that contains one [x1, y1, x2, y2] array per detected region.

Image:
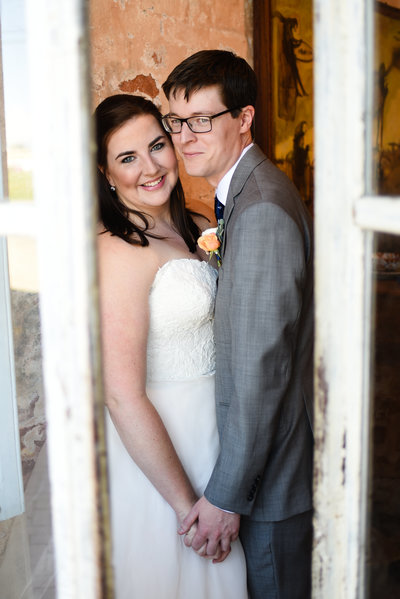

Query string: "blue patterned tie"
[[214, 195, 225, 221]]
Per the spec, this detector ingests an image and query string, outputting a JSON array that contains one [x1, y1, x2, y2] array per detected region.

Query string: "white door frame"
[[313, 0, 400, 597], [2, 0, 398, 596], [0, 0, 111, 596]]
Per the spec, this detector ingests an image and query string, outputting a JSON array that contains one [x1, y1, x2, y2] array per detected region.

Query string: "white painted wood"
[[25, 0, 110, 597], [355, 196, 400, 234], [0, 201, 37, 236], [313, 0, 374, 597]]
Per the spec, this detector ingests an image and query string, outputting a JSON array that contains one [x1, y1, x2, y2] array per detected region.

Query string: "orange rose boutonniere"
[[197, 219, 224, 267]]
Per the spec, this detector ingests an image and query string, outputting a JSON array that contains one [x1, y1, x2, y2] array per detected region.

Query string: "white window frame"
[[0, 0, 111, 597], [1, 0, 398, 596], [313, 0, 400, 597]]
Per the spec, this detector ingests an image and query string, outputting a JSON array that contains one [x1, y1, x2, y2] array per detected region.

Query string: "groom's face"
[[167, 85, 244, 187]]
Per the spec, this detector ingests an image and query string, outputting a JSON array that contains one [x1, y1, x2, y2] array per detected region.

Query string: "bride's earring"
[[110, 185, 116, 192]]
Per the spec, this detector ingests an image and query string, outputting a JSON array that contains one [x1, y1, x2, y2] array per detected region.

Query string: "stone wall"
[[89, 0, 253, 218], [11, 291, 45, 487]]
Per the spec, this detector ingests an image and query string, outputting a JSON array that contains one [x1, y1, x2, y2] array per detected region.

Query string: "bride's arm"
[[98, 233, 197, 523]]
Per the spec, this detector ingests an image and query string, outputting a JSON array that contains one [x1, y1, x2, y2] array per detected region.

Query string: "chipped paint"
[[314, 357, 329, 486], [341, 432, 346, 486], [316, 358, 329, 422], [118, 74, 158, 98], [152, 51, 161, 65]]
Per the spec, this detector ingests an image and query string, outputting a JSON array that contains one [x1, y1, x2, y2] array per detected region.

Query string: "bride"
[[95, 94, 248, 599]]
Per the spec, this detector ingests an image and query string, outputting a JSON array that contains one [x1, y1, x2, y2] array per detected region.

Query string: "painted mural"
[[271, 0, 314, 212], [374, 2, 400, 196]]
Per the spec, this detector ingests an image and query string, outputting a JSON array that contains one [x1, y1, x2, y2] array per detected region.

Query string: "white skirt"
[[106, 373, 248, 599]]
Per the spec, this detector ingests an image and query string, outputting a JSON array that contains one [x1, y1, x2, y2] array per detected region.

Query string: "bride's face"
[[105, 114, 179, 213]]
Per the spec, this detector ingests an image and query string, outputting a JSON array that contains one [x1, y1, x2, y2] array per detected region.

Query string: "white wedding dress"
[[106, 259, 248, 599]]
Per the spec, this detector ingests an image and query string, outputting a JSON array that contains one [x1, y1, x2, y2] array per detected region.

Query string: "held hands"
[[182, 522, 223, 561], [178, 495, 240, 564]]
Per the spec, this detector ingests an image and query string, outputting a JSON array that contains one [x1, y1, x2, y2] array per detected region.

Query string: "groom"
[[162, 50, 314, 599]]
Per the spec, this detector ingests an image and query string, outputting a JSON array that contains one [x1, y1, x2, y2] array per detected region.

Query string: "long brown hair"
[[95, 94, 200, 251]]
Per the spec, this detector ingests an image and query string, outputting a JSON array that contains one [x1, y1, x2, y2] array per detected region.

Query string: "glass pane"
[[369, 6, 400, 595], [0, 237, 55, 598], [369, 231, 400, 597], [0, 1, 54, 592], [0, 0, 33, 202]]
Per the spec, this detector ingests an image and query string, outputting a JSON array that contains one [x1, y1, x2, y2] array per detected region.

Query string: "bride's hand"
[[184, 524, 227, 561]]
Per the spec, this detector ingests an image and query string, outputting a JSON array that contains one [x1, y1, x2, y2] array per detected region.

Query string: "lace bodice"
[[146, 259, 217, 382]]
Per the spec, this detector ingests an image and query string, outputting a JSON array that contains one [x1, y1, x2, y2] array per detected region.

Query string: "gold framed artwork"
[[374, 1, 400, 196], [253, 0, 314, 213], [253, 1, 400, 213]]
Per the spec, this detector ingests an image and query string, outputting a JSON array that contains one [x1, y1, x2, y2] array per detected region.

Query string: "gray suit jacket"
[[204, 144, 314, 522]]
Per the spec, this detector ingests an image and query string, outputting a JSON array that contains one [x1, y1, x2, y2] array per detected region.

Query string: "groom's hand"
[[178, 495, 240, 563], [183, 524, 223, 561]]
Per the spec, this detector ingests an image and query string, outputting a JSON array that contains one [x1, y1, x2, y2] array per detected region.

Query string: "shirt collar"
[[215, 143, 253, 206]]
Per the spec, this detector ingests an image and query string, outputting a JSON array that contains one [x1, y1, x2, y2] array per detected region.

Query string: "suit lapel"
[[221, 144, 267, 256]]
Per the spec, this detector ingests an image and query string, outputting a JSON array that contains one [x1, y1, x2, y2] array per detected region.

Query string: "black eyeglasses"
[[162, 107, 241, 134]]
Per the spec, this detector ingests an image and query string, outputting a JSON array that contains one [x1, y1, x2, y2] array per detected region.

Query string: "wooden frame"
[[20, 0, 112, 596], [312, 0, 374, 595], [253, 0, 274, 160]]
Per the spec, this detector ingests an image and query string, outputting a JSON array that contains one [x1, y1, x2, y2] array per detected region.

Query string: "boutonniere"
[[197, 219, 224, 267]]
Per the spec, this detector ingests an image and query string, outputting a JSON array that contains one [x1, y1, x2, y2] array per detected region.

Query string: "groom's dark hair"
[[162, 50, 257, 135]]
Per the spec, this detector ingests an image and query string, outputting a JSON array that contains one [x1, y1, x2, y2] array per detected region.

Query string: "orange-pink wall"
[[90, 0, 253, 219]]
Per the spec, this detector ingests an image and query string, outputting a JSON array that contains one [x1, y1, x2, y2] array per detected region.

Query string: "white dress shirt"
[[215, 143, 253, 206]]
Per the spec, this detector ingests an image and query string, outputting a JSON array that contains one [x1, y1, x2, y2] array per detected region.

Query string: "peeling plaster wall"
[[90, 0, 253, 217]]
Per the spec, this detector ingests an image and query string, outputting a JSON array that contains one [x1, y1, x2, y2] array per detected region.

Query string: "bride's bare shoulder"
[[97, 228, 159, 290]]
